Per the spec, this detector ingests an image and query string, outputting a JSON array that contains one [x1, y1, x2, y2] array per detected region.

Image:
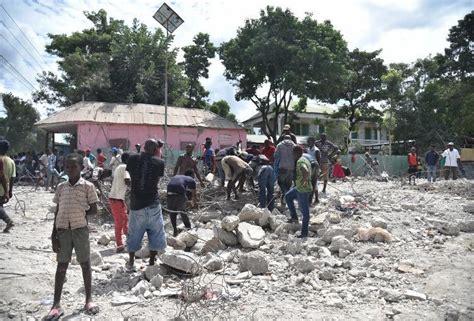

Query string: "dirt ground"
[[0, 177, 473, 320]]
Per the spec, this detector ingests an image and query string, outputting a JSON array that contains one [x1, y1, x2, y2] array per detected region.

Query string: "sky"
[[0, 0, 472, 121]]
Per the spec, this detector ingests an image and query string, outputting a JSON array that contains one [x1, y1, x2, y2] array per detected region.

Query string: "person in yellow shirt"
[[0, 140, 16, 233]]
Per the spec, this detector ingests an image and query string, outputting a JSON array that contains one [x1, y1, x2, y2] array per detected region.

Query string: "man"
[[285, 145, 312, 238], [46, 149, 57, 191], [167, 170, 198, 237], [315, 133, 339, 193], [108, 147, 122, 175], [0, 140, 15, 233], [407, 147, 418, 185], [126, 139, 166, 270], [250, 155, 275, 211], [442, 142, 461, 180], [246, 144, 261, 156], [47, 153, 99, 319], [221, 154, 253, 200], [78, 150, 95, 177], [173, 144, 204, 185], [277, 124, 297, 144], [155, 140, 164, 159], [304, 137, 321, 204], [135, 144, 141, 154], [108, 153, 130, 252], [363, 152, 373, 177], [96, 149, 107, 168], [85, 149, 96, 165], [202, 138, 215, 174], [39, 150, 48, 179], [56, 150, 65, 173], [261, 139, 276, 163], [215, 146, 237, 186], [274, 135, 296, 205]]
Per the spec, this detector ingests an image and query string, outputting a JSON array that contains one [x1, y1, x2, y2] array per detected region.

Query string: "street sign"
[[153, 3, 184, 34]]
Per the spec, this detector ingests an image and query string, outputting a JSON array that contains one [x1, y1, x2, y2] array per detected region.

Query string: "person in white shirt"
[[108, 147, 122, 176], [108, 152, 130, 252], [441, 142, 461, 180]]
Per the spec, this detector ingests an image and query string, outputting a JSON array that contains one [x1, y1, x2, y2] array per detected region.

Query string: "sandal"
[[83, 302, 99, 315], [46, 307, 64, 320]]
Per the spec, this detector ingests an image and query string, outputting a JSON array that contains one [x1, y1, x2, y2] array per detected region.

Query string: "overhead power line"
[[0, 4, 45, 63], [0, 33, 42, 74], [0, 54, 38, 91], [0, 59, 35, 91]]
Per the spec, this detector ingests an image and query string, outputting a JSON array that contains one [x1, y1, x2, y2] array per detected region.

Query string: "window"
[[365, 128, 372, 140], [319, 125, 325, 134], [301, 124, 309, 136], [351, 132, 358, 139]]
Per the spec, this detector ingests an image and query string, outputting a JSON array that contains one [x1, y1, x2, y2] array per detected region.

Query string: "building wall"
[[77, 123, 247, 154]]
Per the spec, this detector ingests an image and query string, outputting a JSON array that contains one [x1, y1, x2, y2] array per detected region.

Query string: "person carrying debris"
[[425, 145, 439, 182], [407, 147, 418, 185], [315, 133, 339, 193], [221, 154, 253, 200], [441, 142, 461, 180], [274, 135, 296, 206], [48, 153, 99, 319], [0, 140, 15, 233], [167, 169, 198, 237], [126, 139, 166, 271], [173, 144, 204, 185], [250, 155, 275, 211], [285, 145, 312, 238], [108, 152, 130, 253]]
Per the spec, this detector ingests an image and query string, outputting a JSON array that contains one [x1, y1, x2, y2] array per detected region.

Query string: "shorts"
[[408, 166, 417, 174], [127, 202, 167, 253], [167, 193, 187, 212], [320, 163, 330, 180], [57, 226, 90, 264]]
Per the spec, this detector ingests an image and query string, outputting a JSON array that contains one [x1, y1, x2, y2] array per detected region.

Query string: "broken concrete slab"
[[294, 258, 315, 273], [238, 204, 270, 226], [239, 250, 268, 275], [213, 226, 238, 246], [237, 222, 265, 249], [167, 236, 186, 250], [221, 215, 240, 231], [328, 235, 354, 252], [161, 250, 201, 275]]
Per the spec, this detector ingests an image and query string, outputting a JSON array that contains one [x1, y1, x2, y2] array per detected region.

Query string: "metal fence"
[[339, 154, 409, 177]]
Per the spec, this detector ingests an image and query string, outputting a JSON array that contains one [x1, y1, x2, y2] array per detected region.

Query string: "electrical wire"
[[0, 33, 42, 74], [0, 55, 37, 90]]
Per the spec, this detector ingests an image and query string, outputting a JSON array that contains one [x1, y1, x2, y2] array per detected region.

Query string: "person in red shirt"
[[261, 139, 276, 163], [246, 144, 261, 156], [96, 148, 107, 168], [407, 147, 418, 185]]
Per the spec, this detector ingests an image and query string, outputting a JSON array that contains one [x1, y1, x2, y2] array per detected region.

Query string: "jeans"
[[257, 166, 275, 211], [127, 201, 166, 252], [285, 187, 310, 236], [109, 199, 128, 247], [427, 165, 437, 182], [278, 168, 293, 201]]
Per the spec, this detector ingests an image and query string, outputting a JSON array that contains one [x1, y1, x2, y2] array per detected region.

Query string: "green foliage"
[[219, 6, 348, 142], [34, 10, 187, 108], [443, 11, 473, 80], [181, 33, 216, 108], [209, 99, 237, 123], [0, 93, 40, 154]]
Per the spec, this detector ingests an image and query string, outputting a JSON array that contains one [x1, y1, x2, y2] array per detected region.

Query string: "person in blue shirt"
[[203, 138, 215, 174], [167, 170, 198, 237], [425, 145, 439, 183]]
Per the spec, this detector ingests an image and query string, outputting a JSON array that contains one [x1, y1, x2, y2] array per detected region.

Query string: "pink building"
[[36, 101, 246, 156]]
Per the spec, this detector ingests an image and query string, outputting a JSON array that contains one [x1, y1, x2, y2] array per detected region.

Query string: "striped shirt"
[[53, 177, 99, 229]]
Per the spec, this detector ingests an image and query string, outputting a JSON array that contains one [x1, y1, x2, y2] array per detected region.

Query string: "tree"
[[209, 100, 237, 123], [443, 11, 473, 80], [219, 7, 348, 142], [331, 49, 387, 150], [34, 10, 187, 108], [0, 93, 40, 154], [181, 33, 216, 108]]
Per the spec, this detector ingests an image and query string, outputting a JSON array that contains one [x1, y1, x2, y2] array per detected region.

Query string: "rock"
[[357, 227, 392, 243], [319, 247, 332, 257], [463, 204, 474, 214], [458, 221, 474, 233], [135, 246, 150, 258], [161, 250, 201, 275], [321, 227, 354, 243], [275, 222, 301, 235], [237, 222, 265, 249], [396, 264, 424, 275], [427, 219, 460, 236], [310, 214, 327, 225], [221, 215, 240, 231], [325, 293, 343, 308], [319, 270, 335, 281], [167, 236, 186, 250], [380, 289, 402, 302], [203, 255, 224, 272], [365, 247, 381, 257], [239, 251, 268, 275], [328, 235, 354, 252], [268, 216, 283, 231], [90, 251, 103, 266], [144, 290, 153, 299], [327, 213, 341, 224], [197, 211, 221, 223], [145, 265, 167, 281], [404, 290, 427, 301], [401, 203, 416, 211], [150, 275, 163, 290], [97, 234, 111, 246], [195, 228, 214, 242], [176, 231, 198, 248], [213, 226, 238, 246], [294, 258, 315, 273], [371, 217, 388, 229], [201, 237, 227, 254], [348, 269, 367, 278], [285, 242, 303, 255], [338, 249, 350, 258], [131, 280, 150, 296], [111, 295, 140, 306]]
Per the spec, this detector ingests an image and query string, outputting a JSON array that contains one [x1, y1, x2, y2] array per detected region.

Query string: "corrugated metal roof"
[[35, 101, 243, 130]]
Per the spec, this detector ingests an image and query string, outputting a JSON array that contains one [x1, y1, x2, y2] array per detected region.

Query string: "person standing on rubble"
[[407, 147, 418, 185], [125, 139, 166, 271], [441, 142, 461, 180], [0, 140, 15, 233], [173, 144, 204, 185], [304, 137, 321, 205], [275, 135, 296, 206], [167, 169, 198, 237], [315, 133, 339, 193], [214, 146, 237, 186], [285, 145, 312, 238], [250, 155, 275, 211]]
